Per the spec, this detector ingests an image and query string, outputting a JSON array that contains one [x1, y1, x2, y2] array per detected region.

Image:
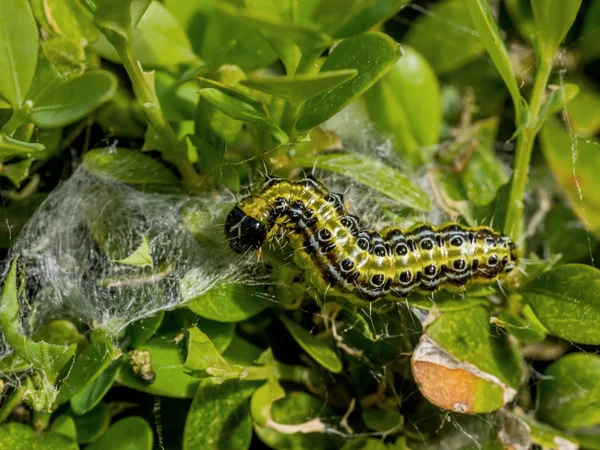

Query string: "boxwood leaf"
[[0, 0, 38, 109], [286, 153, 431, 211], [193, 317, 235, 354], [117, 336, 200, 398], [27, 70, 117, 128], [0, 423, 78, 450], [85, 417, 153, 450], [216, 3, 331, 54], [494, 310, 546, 344], [278, 314, 342, 373], [254, 391, 337, 450], [540, 120, 600, 238], [199, 88, 288, 144], [531, 0, 582, 59], [82, 147, 179, 185], [183, 379, 258, 450], [412, 306, 520, 413], [538, 353, 600, 429], [361, 407, 403, 433], [66, 402, 110, 444], [250, 378, 285, 428], [70, 361, 120, 415], [182, 282, 270, 323], [0, 257, 77, 403], [93, 1, 197, 66], [564, 80, 600, 137], [113, 235, 153, 267], [296, 31, 400, 131], [0, 133, 45, 160], [241, 70, 358, 107], [127, 311, 165, 348], [54, 329, 120, 407], [404, 0, 484, 75], [520, 264, 600, 344], [334, 0, 411, 39], [50, 415, 77, 441], [196, 76, 268, 116], [38, 0, 99, 45], [516, 413, 579, 449], [536, 83, 580, 131], [1, 159, 33, 188], [465, 0, 523, 122]]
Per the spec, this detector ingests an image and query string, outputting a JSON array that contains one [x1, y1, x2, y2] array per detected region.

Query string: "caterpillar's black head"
[[225, 206, 267, 253]]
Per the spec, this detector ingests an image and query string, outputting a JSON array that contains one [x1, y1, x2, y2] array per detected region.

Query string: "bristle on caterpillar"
[[224, 177, 518, 302]]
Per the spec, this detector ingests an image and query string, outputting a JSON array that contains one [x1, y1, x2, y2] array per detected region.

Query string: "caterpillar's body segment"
[[225, 177, 518, 302]]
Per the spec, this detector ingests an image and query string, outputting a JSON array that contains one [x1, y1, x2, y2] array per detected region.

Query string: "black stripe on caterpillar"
[[224, 176, 518, 302]]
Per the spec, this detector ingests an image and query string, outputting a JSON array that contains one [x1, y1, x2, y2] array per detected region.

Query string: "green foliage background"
[[1, 0, 600, 449]]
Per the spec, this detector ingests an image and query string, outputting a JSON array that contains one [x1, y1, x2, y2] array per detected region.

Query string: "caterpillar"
[[224, 176, 518, 302]]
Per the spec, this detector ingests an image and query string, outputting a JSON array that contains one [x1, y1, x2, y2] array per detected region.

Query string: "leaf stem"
[[504, 57, 553, 241], [116, 43, 203, 193]]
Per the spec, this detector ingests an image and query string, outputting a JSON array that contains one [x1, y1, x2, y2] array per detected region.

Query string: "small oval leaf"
[[520, 264, 600, 344]]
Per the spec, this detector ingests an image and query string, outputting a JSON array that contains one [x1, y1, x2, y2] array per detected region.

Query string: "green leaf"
[[183, 379, 258, 450], [464, 0, 523, 123], [93, 1, 197, 66], [85, 417, 153, 450], [54, 329, 120, 407], [565, 80, 600, 137], [50, 415, 77, 441], [520, 264, 600, 345], [0, 257, 77, 408], [67, 402, 110, 444], [340, 438, 388, 450], [193, 317, 235, 354], [199, 88, 288, 144], [404, 0, 485, 75], [253, 391, 336, 450], [117, 336, 200, 398], [82, 147, 179, 185], [182, 282, 270, 323], [0, 0, 38, 109], [93, 0, 151, 43], [27, 70, 117, 128], [127, 311, 165, 348], [196, 76, 268, 116], [35, 0, 99, 44], [365, 45, 440, 164], [531, 0, 582, 59], [287, 153, 431, 211], [1, 158, 33, 187], [494, 310, 546, 344], [516, 413, 579, 449], [250, 378, 285, 428], [184, 327, 246, 383], [296, 31, 400, 131], [362, 407, 403, 433], [0, 132, 45, 160], [538, 353, 600, 429], [413, 306, 520, 413], [216, 2, 331, 54], [32, 320, 85, 347], [165, 0, 277, 72], [0, 423, 78, 450], [536, 83, 580, 131], [540, 119, 600, 238], [241, 70, 358, 107], [334, 0, 411, 39], [581, 0, 600, 62], [70, 361, 120, 415], [113, 235, 153, 267], [222, 336, 263, 366], [279, 314, 342, 373]]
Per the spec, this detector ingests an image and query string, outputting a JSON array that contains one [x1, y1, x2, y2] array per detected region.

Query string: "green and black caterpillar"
[[225, 177, 518, 302]]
